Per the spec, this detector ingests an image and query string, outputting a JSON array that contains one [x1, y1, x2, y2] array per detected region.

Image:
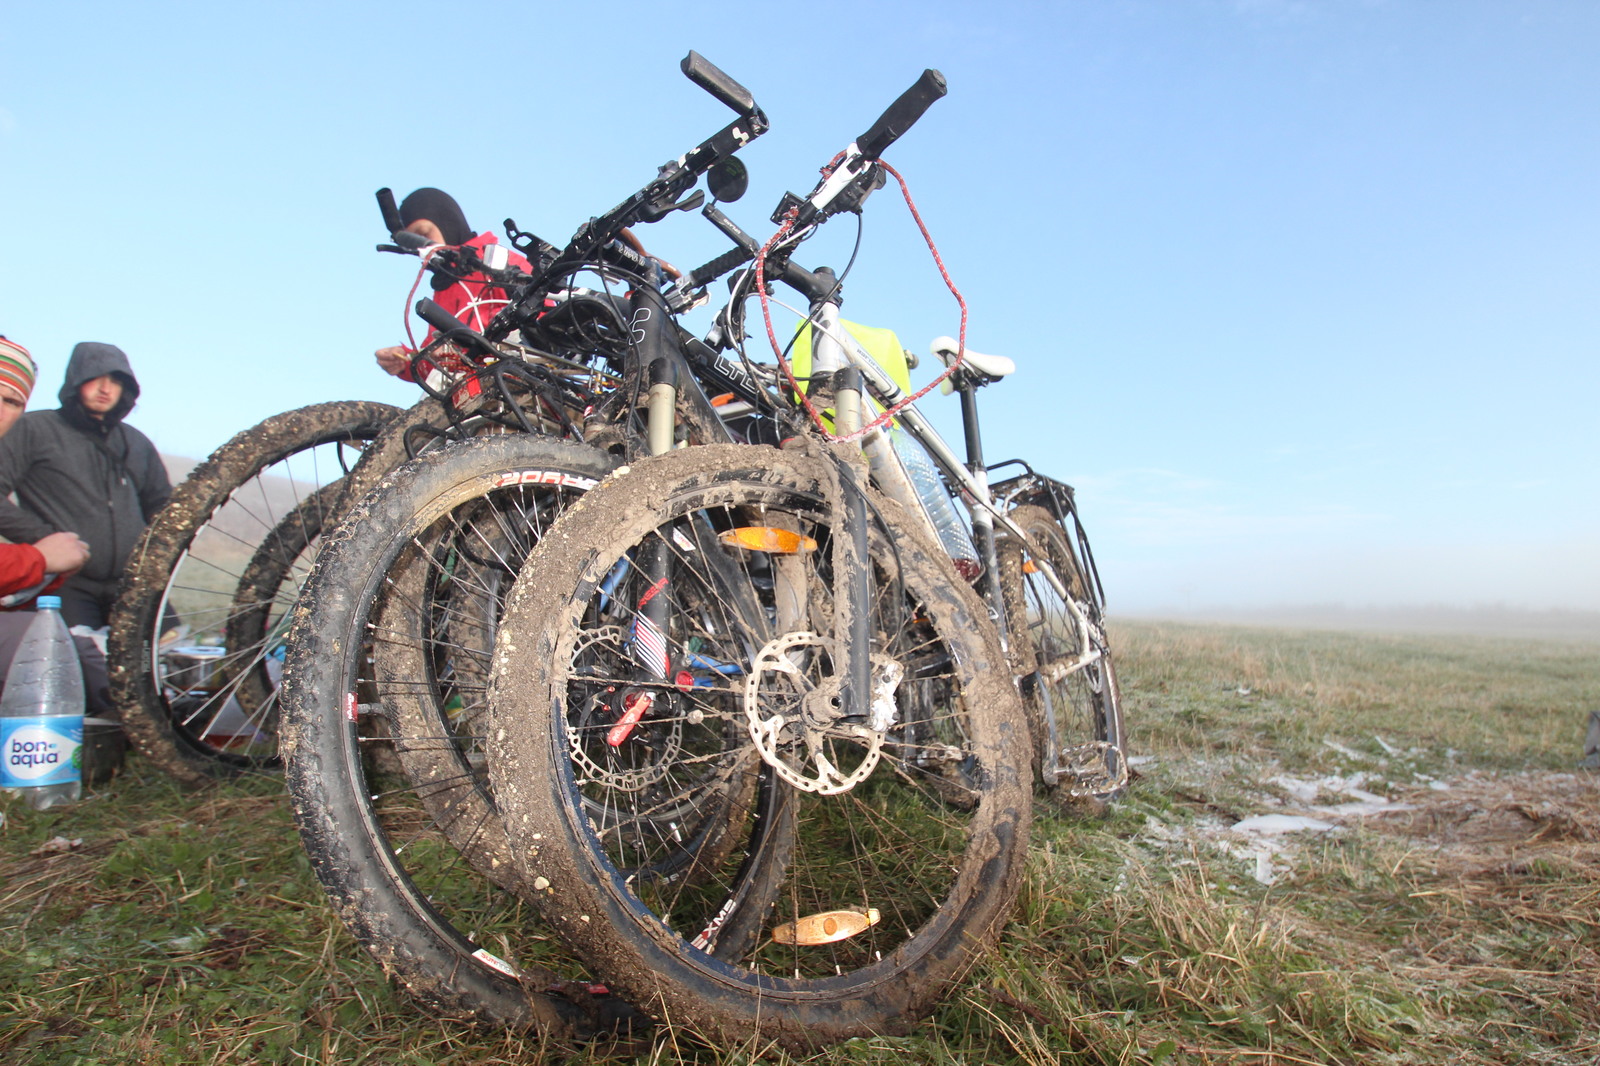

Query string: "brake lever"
[[638, 188, 707, 224], [504, 217, 559, 270], [391, 230, 433, 252]]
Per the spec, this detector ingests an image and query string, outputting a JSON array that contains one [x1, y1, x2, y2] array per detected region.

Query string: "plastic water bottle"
[[0, 596, 85, 809], [889, 426, 981, 581]]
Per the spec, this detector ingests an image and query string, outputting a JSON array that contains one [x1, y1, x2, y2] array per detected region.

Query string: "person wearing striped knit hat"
[[0, 337, 90, 603], [0, 337, 113, 738]]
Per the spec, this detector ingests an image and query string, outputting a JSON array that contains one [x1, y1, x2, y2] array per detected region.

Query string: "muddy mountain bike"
[[277, 51, 782, 1040], [478, 67, 1071, 1049]]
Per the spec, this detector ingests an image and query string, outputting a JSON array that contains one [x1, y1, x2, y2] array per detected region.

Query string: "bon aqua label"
[[1, 717, 83, 788]]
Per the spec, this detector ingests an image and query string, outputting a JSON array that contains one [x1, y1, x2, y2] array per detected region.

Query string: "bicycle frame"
[[799, 299, 1103, 667]]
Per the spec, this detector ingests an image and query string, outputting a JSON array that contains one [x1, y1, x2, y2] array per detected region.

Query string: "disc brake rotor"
[[566, 625, 683, 792], [743, 631, 894, 796]]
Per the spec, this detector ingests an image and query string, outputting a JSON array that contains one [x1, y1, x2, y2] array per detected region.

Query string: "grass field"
[[2, 621, 1596, 1065]]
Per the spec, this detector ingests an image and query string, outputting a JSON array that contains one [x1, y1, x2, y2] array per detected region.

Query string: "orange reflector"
[[719, 527, 818, 554], [771, 908, 881, 946], [709, 392, 736, 406], [1022, 559, 1039, 574]]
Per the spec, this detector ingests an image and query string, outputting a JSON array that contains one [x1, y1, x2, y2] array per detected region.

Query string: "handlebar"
[[677, 245, 755, 295], [414, 298, 503, 363], [414, 298, 472, 339], [495, 52, 768, 332], [778, 67, 947, 224], [390, 231, 431, 253], [668, 70, 949, 314]]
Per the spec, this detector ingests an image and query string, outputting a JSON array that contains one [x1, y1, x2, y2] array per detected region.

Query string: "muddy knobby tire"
[[108, 400, 400, 785], [279, 434, 634, 1039], [487, 444, 1033, 1050]]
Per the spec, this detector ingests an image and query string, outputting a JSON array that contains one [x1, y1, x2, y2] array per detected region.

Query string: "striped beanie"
[[0, 337, 37, 403]]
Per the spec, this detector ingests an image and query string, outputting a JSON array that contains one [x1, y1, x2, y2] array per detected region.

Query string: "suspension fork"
[[625, 277, 767, 700], [807, 303, 1012, 655], [630, 280, 732, 451], [622, 280, 681, 692], [830, 366, 877, 727]]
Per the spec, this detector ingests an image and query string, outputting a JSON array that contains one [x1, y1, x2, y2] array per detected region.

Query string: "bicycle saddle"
[[929, 335, 1015, 391]]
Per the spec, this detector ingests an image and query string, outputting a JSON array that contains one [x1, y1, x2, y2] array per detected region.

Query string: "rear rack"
[[987, 459, 1108, 612]]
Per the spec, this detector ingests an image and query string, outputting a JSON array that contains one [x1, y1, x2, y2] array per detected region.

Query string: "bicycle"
[[476, 66, 1067, 1048], [277, 51, 781, 1037]]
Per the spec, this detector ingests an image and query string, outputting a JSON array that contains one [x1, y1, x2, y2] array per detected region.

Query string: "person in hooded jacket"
[[0, 342, 171, 629], [374, 187, 532, 381]]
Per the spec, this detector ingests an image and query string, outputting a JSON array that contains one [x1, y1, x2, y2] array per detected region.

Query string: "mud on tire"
[[278, 433, 638, 1039], [487, 444, 1033, 1050], [108, 400, 400, 785]]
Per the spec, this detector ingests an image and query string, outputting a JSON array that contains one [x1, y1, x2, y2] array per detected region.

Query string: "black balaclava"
[[398, 187, 473, 246]]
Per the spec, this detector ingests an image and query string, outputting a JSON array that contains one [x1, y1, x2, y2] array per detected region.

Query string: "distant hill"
[[163, 453, 197, 485], [1124, 604, 1600, 641], [159, 452, 338, 549]]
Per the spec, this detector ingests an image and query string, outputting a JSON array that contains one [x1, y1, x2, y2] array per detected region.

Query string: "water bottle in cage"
[[889, 426, 980, 581]]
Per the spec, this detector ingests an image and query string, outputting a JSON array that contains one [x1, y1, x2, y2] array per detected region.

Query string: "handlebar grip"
[[392, 230, 432, 252], [856, 69, 947, 160], [685, 245, 754, 289], [415, 298, 471, 338], [681, 50, 757, 116], [376, 187, 404, 234]]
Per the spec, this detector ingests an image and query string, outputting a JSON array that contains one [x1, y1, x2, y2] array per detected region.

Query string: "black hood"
[[399, 187, 473, 246], [59, 341, 140, 428]]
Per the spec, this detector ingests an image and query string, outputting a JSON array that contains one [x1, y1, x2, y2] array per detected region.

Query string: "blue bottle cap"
[[36, 595, 62, 610]]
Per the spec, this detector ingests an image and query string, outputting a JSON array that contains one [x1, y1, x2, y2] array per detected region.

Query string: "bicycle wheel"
[[487, 444, 1032, 1049], [109, 400, 399, 785], [279, 434, 640, 1037], [996, 503, 1126, 807], [220, 478, 344, 728]]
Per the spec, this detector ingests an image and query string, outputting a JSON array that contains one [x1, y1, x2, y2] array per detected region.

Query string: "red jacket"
[[0, 543, 65, 608], [400, 232, 532, 381]]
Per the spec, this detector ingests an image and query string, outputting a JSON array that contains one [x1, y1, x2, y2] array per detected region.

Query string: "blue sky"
[[3, 1, 1596, 615]]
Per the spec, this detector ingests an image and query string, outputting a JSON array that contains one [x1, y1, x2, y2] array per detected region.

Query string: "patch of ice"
[[1322, 739, 1367, 762], [1271, 771, 1381, 805], [1270, 774, 1322, 804], [1374, 734, 1400, 757], [1230, 814, 1336, 836]]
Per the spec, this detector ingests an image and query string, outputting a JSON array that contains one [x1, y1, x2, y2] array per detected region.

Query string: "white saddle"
[[929, 336, 1015, 393]]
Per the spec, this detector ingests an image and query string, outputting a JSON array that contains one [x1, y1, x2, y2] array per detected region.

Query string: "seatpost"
[[955, 374, 1008, 636]]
